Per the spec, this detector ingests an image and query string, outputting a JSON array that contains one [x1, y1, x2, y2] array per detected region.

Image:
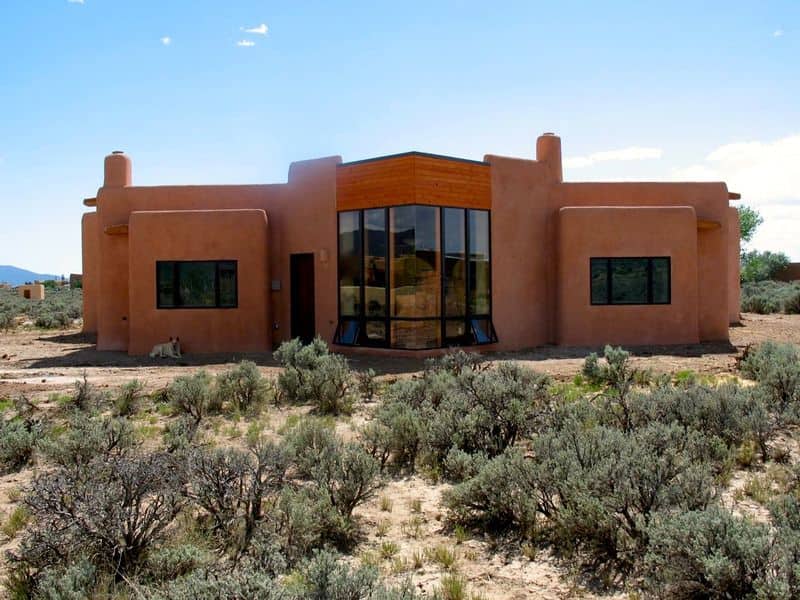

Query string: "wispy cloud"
[[67, 0, 84, 4], [564, 146, 663, 169], [773, 29, 784, 37], [160, 36, 172, 46], [237, 40, 256, 47], [242, 23, 269, 35]]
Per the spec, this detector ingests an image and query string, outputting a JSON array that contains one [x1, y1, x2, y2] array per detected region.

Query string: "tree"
[[738, 205, 763, 244], [741, 250, 790, 283]]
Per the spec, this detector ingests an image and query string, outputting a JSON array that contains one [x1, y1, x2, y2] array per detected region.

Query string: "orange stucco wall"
[[81, 134, 740, 355], [557, 206, 699, 346], [128, 209, 269, 355], [727, 206, 741, 324], [81, 212, 98, 333]]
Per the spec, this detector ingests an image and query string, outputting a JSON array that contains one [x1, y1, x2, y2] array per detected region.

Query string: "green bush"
[[741, 280, 800, 314], [741, 250, 790, 283], [37, 413, 135, 469], [0, 287, 83, 330], [67, 373, 105, 412], [215, 361, 271, 413], [313, 441, 382, 520], [739, 342, 800, 420], [144, 544, 214, 582], [167, 371, 215, 424], [360, 400, 423, 474], [114, 379, 146, 416], [0, 418, 42, 474], [275, 337, 353, 415], [151, 568, 281, 600], [643, 506, 772, 599], [284, 417, 340, 479]]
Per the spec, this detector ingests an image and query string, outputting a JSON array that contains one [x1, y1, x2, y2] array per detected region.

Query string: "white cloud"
[[671, 134, 800, 204], [671, 133, 800, 259], [237, 40, 256, 47], [160, 36, 171, 46], [773, 29, 784, 37], [242, 23, 269, 35], [564, 146, 663, 169], [67, 0, 84, 4]]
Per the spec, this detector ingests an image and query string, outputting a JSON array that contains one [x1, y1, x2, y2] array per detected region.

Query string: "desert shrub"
[[68, 373, 105, 412], [28, 557, 97, 600], [38, 413, 135, 469], [740, 342, 800, 420], [144, 544, 214, 582], [167, 371, 215, 424], [0, 418, 42, 474], [741, 281, 800, 314], [163, 416, 200, 453], [215, 361, 271, 413], [356, 368, 379, 402], [313, 441, 382, 519], [12, 451, 186, 578], [295, 549, 418, 599], [642, 506, 772, 599], [444, 449, 538, 532], [764, 495, 800, 599], [0, 309, 15, 331], [151, 567, 282, 600], [582, 346, 647, 431], [361, 400, 423, 474], [187, 439, 290, 556], [275, 337, 353, 415], [114, 379, 146, 416], [284, 417, 340, 479]]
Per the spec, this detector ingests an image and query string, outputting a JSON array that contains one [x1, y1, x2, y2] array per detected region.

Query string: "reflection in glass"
[[179, 262, 216, 307], [443, 208, 466, 317], [468, 210, 490, 315], [338, 211, 361, 317], [611, 258, 648, 304], [218, 262, 237, 307], [652, 258, 670, 304], [157, 262, 175, 308], [364, 209, 387, 320], [590, 258, 608, 304]]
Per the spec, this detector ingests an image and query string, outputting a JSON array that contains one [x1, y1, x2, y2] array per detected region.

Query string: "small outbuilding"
[[17, 284, 45, 300]]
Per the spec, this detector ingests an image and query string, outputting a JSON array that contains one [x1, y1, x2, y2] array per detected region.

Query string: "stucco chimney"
[[104, 151, 132, 188], [536, 133, 563, 183]]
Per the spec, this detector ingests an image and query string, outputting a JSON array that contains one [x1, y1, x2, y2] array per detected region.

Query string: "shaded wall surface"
[[775, 263, 800, 282]]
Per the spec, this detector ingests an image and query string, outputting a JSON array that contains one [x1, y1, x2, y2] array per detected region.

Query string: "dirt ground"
[[1, 313, 799, 598]]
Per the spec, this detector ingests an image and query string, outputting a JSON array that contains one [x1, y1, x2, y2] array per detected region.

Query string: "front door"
[[290, 253, 315, 343]]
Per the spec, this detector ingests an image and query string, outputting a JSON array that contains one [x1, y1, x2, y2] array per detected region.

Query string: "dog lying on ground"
[[149, 337, 182, 358]]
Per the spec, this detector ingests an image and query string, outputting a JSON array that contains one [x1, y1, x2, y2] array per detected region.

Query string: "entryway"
[[290, 253, 315, 343]]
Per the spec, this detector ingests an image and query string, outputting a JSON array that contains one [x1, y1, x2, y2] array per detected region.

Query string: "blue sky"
[[0, 0, 798, 275]]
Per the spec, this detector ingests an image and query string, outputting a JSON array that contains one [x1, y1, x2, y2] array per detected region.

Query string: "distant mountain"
[[0, 265, 60, 286]]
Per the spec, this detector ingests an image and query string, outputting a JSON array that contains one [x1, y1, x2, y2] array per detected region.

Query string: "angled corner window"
[[590, 257, 671, 305], [156, 260, 238, 309], [335, 205, 496, 349]]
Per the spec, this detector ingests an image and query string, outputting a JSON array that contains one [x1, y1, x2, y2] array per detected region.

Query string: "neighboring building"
[[81, 134, 741, 356], [775, 263, 800, 282], [17, 283, 45, 300], [69, 273, 83, 288]]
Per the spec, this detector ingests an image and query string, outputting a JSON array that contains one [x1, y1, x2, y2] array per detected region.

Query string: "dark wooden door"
[[290, 253, 316, 343]]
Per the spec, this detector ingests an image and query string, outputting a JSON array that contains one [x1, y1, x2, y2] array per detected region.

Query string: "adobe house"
[[81, 134, 741, 356], [17, 283, 45, 301]]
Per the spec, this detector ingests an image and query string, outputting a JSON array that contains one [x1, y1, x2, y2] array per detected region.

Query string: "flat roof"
[[339, 150, 488, 168]]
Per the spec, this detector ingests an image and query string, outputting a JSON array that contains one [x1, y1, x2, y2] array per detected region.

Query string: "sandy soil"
[[1, 313, 799, 598]]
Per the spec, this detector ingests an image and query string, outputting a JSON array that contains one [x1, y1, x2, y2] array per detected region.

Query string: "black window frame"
[[156, 260, 238, 309], [335, 205, 497, 349], [590, 257, 671, 306]]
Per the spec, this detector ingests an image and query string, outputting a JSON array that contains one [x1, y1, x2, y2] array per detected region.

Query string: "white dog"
[[149, 337, 182, 358]]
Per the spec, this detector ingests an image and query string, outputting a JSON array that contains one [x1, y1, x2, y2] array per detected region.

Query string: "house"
[[81, 134, 741, 356], [17, 283, 45, 300]]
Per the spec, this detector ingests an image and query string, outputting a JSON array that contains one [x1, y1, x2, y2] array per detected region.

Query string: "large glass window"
[[336, 205, 496, 349], [590, 257, 671, 305], [156, 260, 237, 309]]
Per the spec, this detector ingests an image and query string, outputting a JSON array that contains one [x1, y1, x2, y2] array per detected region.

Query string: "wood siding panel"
[[337, 154, 491, 211]]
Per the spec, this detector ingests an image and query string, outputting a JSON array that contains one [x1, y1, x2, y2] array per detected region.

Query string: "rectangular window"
[[590, 257, 671, 305], [156, 261, 238, 309]]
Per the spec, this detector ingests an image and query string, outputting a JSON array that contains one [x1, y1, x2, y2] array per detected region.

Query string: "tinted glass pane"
[[390, 206, 441, 320], [590, 259, 608, 304], [364, 209, 387, 318], [391, 320, 440, 350], [652, 258, 670, 303], [157, 262, 175, 307], [178, 262, 216, 307], [415, 206, 440, 318], [338, 320, 359, 345], [468, 210, 490, 315], [470, 318, 494, 344], [445, 319, 468, 344], [443, 208, 466, 317], [611, 258, 648, 304], [365, 320, 386, 344], [218, 262, 237, 307], [338, 211, 361, 317]]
